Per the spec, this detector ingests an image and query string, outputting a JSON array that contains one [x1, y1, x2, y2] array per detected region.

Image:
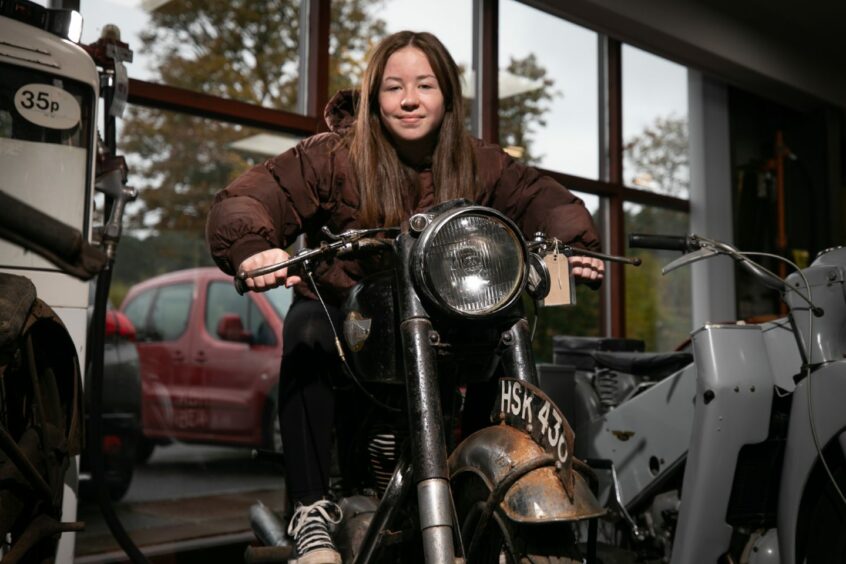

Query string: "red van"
[[119, 267, 292, 461]]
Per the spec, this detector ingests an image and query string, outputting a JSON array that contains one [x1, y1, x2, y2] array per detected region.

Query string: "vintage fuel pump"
[[0, 1, 140, 561]]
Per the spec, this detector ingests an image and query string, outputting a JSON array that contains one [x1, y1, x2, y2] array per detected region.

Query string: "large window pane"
[[329, 0, 473, 107], [622, 45, 689, 198], [81, 0, 303, 113], [112, 107, 303, 308], [533, 192, 602, 362], [499, 0, 599, 179], [77, 111, 298, 558], [625, 204, 690, 351]]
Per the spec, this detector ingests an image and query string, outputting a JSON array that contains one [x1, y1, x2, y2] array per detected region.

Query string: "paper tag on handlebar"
[[543, 252, 576, 306]]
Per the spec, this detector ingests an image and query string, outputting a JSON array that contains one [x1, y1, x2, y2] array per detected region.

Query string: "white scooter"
[[543, 234, 846, 563]]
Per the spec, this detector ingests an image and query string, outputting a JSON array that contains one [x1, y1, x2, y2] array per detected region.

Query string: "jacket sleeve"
[[480, 144, 601, 253], [205, 133, 338, 275]]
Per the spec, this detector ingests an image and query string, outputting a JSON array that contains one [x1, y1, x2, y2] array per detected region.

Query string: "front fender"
[[449, 424, 604, 523], [23, 299, 84, 456]]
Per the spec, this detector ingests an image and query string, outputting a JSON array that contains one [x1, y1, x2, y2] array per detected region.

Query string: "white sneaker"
[[287, 499, 343, 564]]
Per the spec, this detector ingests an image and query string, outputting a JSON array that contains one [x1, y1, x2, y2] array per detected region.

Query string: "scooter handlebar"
[[628, 233, 694, 252]]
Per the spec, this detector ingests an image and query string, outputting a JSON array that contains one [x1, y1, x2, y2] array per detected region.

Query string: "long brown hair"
[[349, 31, 478, 227]]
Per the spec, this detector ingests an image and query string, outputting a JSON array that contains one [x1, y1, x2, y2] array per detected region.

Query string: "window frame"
[[104, 0, 690, 339]]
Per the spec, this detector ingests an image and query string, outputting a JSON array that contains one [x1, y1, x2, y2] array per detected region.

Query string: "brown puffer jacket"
[[206, 90, 601, 304]]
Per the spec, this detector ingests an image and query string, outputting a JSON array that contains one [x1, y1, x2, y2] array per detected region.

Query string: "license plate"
[[493, 378, 575, 469], [173, 407, 209, 429]]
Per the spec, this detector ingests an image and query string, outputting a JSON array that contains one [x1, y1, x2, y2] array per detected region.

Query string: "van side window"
[[149, 283, 193, 341], [248, 299, 276, 346], [123, 290, 155, 340]]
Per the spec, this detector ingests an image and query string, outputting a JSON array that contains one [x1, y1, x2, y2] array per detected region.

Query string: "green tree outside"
[[498, 54, 558, 165], [624, 114, 689, 197], [623, 115, 691, 351]]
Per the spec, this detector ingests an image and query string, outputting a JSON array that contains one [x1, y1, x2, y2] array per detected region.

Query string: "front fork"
[[392, 233, 538, 564], [395, 232, 456, 563]]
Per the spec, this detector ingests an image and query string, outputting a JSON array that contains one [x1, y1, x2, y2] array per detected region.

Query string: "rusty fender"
[[448, 424, 604, 524], [12, 299, 83, 456]]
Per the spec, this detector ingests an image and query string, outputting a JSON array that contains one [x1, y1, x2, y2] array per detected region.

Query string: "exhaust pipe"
[[245, 501, 294, 563]]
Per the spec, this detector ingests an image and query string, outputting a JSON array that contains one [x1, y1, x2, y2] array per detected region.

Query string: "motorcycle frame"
[[348, 230, 552, 564]]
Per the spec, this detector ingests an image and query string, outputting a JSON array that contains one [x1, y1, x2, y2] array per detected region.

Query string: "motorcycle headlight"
[[412, 207, 527, 317]]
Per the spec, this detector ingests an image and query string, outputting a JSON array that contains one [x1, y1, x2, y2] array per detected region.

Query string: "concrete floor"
[[74, 488, 285, 562]]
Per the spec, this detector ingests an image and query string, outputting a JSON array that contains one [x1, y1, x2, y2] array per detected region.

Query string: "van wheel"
[[106, 468, 134, 501], [135, 436, 156, 464]]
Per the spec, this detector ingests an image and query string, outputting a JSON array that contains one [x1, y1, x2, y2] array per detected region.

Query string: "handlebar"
[[236, 229, 642, 294], [234, 227, 397, 295], [628, 233, 695, 252], [630, 232, 824, 317], [566, 246, 642, 266], [528, 235, 641, 266]]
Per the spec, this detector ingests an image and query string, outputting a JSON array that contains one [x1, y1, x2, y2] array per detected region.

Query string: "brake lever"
[[234, 245, 332, 295], [662, 247, 718, 274], [321, 226, 342, 241], [235, 226, 401, 294]]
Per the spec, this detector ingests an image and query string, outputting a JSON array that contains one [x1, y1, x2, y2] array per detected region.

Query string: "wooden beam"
[[607, 37, 626, 338], [127, 79, 319, 136], [478, 0, 499, 143], [306, 0, 331, 128]]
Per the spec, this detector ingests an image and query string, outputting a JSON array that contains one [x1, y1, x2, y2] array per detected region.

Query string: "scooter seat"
[[591, 350, 692, 378]]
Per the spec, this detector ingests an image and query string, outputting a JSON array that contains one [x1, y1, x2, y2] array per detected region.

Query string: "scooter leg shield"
[[449, 425, 604, 523]]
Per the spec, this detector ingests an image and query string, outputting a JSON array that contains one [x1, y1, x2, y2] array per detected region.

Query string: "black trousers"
[[278, 298, 344, 505]]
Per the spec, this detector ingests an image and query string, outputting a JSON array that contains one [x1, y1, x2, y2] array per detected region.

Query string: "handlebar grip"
[[234, 276, 250, 295], [628, 233, 691, 252]]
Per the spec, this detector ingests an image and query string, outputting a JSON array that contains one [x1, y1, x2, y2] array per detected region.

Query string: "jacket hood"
[[324, 89, 360, 135]]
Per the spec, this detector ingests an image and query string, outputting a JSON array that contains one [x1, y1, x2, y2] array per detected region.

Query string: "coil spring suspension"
[[595, 368, 621, 410], [367, 427, 399, 495]]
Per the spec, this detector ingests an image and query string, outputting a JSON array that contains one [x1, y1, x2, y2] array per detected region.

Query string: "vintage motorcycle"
[[237, 199, 640, 563], [546, 234, 846, 563], [0, 192, 101, 561]]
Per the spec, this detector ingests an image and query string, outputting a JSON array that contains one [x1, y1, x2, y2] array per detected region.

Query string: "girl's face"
[[378, 46, 446, 148]]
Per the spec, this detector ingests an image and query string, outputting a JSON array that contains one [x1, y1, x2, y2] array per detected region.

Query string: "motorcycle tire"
[[454, 472, 582, 564], [801, 458, 846, 563]]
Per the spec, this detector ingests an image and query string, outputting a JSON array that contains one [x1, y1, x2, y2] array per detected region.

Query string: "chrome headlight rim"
[[411, 206, 528, 319]]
